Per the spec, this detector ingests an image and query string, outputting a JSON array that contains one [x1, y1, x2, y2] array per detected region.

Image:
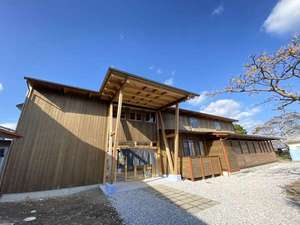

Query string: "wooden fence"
[[179, 156, 222, 181]]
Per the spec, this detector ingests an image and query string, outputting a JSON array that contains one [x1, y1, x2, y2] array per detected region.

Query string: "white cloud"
[[201, 99, 261, 131], [0, 122, 17, 130], [0, 83, 3, 91], [119, 34, 125, 40], [148, 65, 155, 70], [164, 78, 174, 86], [212, 4, 224, 16], [187, 91, 208, 106], [156, 68, 163, 74], [171, 70, 176, 76], [263, 0, 300, 34]]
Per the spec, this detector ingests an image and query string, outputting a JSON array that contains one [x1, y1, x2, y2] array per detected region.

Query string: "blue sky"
[[0, 0, 299, 132]]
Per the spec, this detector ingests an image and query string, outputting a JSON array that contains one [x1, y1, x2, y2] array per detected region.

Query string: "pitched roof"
[[165, 107, 237, 122], [25, 77, 102, 100], [0, 126, 21, 139], [24, 68, 237, 122], [99, 68, 199, 110]]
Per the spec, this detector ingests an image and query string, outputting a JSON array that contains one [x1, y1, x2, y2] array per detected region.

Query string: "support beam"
[[158, 111, 174, 174], [110, 90, 123, 183], [155, 112, 161, 176], [103, 103, 113, 183], [174, 103, 179, 174], [124, 155, 128, 181], [220, 138, 231, 174]]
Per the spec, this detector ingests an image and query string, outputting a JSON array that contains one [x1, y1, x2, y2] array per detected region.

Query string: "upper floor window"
[[190, 117, 200, 128], [145, 112, 156, 123], [213, 121, 222, 130], [136, 112, 142, 121], [129, 111, 136, 120]]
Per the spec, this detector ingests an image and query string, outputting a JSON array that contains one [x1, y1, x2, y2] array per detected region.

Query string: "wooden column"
[[124, 155, 128, 181], [110, 90, 123, 183], [155, 112, 161, 176], [220, 139, 231, 174], [268, 141, 274, 152], [174, 103, 179, 174], [158, 111, 174, 174], [104, 103, 113, 183]]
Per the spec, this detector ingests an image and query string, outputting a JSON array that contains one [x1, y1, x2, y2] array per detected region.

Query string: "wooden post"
[[268, 141, 274, 152], [152, 163, 155, 177], [220, 139, 231, 174], [189, 157, 194, 181], [200, 157, 205, 179], [209, 157, 214, 177], [238, 141, 243, 154], [174, 103, 179, 174], [104, 103, 113, 183], [158, 111, 174, 174], [110, 90, 123, 183], [155, 112, 161, 176], [144, 165, 147, 178], [134, 165, 137, 177], [124, 155, 127, 181]]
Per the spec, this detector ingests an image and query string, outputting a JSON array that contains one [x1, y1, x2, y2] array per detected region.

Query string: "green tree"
[[233, 124, 247, 134]]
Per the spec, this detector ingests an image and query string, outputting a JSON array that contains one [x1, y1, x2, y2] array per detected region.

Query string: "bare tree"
[[216, 36, 300, 110]]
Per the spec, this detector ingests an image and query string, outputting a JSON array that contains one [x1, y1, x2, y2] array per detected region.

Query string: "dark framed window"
[[129, 111, 136, 120], [145, 112, 156, 123], [136, 112, 142, 121], [0, 149, 4, 158], [182, 139, 205, 156]]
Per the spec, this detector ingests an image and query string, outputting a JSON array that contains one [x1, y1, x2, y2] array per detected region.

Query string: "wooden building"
[[0, 68, 278, 193]]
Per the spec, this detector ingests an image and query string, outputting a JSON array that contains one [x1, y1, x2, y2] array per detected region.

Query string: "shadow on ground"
[[285, 179, 300, 208]]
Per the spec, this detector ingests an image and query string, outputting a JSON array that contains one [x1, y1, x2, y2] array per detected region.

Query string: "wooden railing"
[[179, 156, 222, 181]]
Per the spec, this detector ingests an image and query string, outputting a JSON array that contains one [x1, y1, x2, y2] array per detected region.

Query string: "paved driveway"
[[110, 162, 300, 225]]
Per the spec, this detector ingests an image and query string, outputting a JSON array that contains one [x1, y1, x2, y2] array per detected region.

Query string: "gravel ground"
[[0, 188, 122, 225], [110, 162, 300, 225]]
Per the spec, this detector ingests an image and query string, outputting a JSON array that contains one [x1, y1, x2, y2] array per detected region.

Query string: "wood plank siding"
[[226, 140, 277, 169], [162, 111, 234, 132], [1, 89, 108, 193], [112, 108, 157, 145]]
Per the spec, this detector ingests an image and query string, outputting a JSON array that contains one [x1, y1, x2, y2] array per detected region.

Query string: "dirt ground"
[[0, 188, 123, 225], [286, 179, 300, 206]]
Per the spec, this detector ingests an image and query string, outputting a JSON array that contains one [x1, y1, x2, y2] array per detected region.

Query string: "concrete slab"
[[0, 184, 100, 203]]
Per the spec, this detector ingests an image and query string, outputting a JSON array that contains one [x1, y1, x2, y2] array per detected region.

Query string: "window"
[[190, 117, 200, 128], [145, 112, 156, 123], [129, 111, 136, 120], [183, 140, 193, 156], [113, 110, 126, 120], [182, 139, 205, 156], [136, 112, 142, 121], [194, 140, 205, 155], [183, 140, 190, 156], [213, 121, 222, 130], [0, 149, 4, 158]]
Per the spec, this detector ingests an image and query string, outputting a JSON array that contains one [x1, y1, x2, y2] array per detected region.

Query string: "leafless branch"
[[213, 36, 300, 110]]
